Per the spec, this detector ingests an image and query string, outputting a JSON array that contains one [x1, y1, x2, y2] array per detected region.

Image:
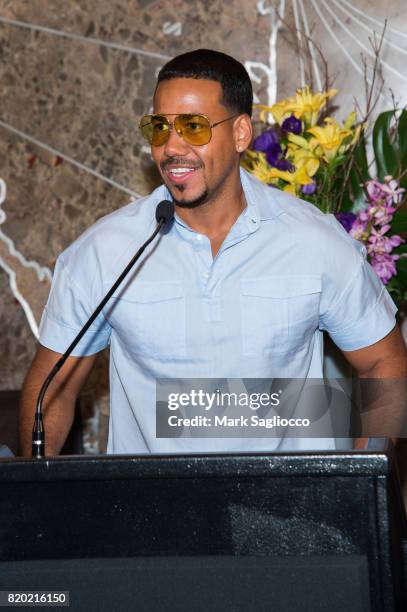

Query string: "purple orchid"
[[265, 142, 283, 166], [366, 180, 385, 203], [367, 227, 404, 256], [366, 177, 405, 207], [369, 205, 397, 226], [358, 200, 396, 227], [345, 176, 405, 284], [335, 211, 356, 232], [273, 158, 294, 171], [349, 218, 369, 241], [357, 208, 371, 223], [253, 128, 280, 153], [253, 127, 292, 170], [281, 114, 302, 135], [301, 181, 317, 196], [370, 253, 400, 284]]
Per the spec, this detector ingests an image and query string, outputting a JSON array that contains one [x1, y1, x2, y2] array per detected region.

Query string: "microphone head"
[[155, 200, 174, 225]]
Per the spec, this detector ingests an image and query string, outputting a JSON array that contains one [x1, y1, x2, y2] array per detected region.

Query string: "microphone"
[[32, 200, 174, 458], [156, 199, 174, 224]]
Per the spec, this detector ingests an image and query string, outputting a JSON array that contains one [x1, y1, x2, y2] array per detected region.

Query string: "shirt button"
[[204, 272, 209, 278], [251, 219, 257, 224], [196, 234, 202, 241]]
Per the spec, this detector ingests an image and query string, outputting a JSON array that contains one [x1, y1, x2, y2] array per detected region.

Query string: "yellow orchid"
[[287, 132, 321, 158], [343, 111, 364, 146], [289, 147, 320, 178], [285, 133, 321, 176], [350, 122, 363, 147], [242, 149, 315, 195], [266, 86, 338, 128], [307, 118, 353, 162], [241, 150, 275, 184], [255, 104, 278, 125], [343, 110, 357, 130], [268, 164, 315, 195], [286, 134, 310, 150]]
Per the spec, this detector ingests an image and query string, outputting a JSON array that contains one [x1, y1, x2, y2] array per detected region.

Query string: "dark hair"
[[156, 49, 253, 117]]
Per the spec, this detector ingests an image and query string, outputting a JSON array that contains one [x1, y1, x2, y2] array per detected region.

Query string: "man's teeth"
[[168, 168, 196, 175]]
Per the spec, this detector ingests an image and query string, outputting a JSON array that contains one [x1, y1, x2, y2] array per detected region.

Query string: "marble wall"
[[0, 1, 406, 451]]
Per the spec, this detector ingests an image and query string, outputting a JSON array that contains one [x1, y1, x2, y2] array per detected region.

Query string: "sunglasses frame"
[[139, 113, 238, 146]]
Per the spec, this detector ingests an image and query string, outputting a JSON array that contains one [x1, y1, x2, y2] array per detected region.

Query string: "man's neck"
[[176, 185, 247, 258], [174, 182, 247, 241]]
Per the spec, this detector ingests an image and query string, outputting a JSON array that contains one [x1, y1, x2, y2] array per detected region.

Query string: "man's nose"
[[163, 125, 189, 157]]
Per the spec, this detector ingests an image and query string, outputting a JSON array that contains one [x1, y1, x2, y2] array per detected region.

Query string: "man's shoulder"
[[83, 183, 168, 239], [242, 169, 364, 253], [61, 183, 168, 260], [242, 168, 327, 224]]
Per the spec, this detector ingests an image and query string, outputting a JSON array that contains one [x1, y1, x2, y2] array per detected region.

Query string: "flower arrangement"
[[337, 177, 404, 285], [242, 87, 407, 305], [242, 86, 362, 212]]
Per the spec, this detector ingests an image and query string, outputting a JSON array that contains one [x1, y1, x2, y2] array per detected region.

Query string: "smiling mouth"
[[165, 167, 199, 184]]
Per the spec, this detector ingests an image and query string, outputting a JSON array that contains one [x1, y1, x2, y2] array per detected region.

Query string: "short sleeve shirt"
[[39, 169, 397, 454]]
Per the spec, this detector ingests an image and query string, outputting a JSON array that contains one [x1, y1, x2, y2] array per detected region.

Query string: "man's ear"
[[234, 114, 253, 153]]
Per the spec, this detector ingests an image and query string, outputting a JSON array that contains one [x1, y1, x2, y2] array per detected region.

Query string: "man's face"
[[151, 78, 241, 208]]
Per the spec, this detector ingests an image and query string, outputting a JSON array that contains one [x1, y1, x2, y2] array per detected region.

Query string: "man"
[[20, 49, 407, 456]]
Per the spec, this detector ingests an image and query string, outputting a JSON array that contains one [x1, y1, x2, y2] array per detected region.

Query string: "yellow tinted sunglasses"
[[139, 113, 237, 146]]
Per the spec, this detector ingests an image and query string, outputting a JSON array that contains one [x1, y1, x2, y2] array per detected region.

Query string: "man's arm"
[[342, 325, 407, 443], [19, 346, 98, 457]]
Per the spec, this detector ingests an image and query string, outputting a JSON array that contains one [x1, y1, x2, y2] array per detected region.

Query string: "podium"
[[0, 442, 406, 611]]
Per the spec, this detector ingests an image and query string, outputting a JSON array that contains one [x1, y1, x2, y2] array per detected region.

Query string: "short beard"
[[171, 187, 209, 209]]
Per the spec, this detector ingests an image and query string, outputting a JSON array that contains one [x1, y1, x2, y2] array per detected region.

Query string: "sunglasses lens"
[[175, 115, 211, 145], [139, 114, 212, 146], [139, 115, 170, 145]]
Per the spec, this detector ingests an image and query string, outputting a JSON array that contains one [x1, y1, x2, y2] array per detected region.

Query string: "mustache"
[[160, 157, 203, 171]]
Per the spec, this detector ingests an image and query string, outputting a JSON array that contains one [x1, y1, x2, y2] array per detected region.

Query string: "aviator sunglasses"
[[139, 113, 237, 146]]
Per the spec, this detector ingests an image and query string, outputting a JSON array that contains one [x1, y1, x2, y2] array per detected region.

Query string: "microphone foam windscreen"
[[156, 200, 175, 224]]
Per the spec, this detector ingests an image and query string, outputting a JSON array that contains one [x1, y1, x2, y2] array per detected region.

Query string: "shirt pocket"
[[240, 276, 321, 356], [107, 281, 186, 359]]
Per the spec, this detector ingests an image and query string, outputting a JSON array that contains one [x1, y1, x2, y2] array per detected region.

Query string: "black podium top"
[[0, 438, 394, 482]]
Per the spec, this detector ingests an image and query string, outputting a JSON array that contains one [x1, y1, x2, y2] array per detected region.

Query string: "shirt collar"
[[158, 166, 285, 228], [240, 167, 285, 221]]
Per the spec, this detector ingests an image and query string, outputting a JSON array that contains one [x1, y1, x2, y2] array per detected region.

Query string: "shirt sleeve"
[[318, 217, 398, 351], [39, 254, 111, 356]]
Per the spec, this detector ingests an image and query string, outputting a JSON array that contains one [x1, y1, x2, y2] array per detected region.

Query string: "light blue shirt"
[[39, 169, 397, 453]]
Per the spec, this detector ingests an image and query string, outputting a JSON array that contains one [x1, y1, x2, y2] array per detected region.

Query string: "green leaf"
[[328, 155, 347, 171], [397, 258, 407, 273], [337, 190, 354, 212], [391, 211, 407, 234], [348, 165, 367, 212], [397, 108, 407, 170], [393, 244, 407, 255], [333, 135, 369, 212], [352, 135, 369, 183], [372, 111, 398, 180], [387, 275, 402, 296], [395, 259, 407, 292]]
